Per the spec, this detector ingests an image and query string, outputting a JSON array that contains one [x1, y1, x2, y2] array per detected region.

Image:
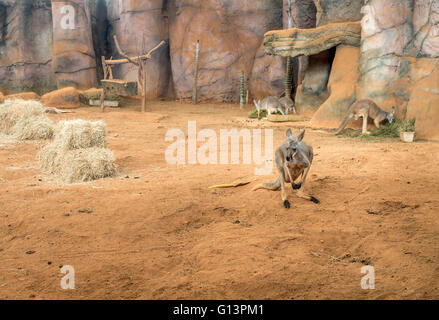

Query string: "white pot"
[[400, 132, 415, 143]]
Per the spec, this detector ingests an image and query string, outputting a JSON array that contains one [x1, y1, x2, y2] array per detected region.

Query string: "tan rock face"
[[0, 0, 56, 94], [51, 0, 97, 89], [169, 0, 283, 102], [406, 58, 439, 140], [250, 42, 285, 100], [311, 45, 359, 127], [314, 0, 363, 27], [106, 0, 171, 99]]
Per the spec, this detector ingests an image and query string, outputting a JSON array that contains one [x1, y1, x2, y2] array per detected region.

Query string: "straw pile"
[[0, 99, 54, 140], [39, 119, 117, 183]]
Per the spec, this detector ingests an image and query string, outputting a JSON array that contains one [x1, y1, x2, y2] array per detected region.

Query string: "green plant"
[[338, 119, 416, 140], [398, 119, 416, 132], [249, 109, 283, 118]]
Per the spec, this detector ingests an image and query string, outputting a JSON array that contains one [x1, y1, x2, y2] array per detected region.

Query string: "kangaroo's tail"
[[335, 113, 354, 135], [252, 177, 281, 191]]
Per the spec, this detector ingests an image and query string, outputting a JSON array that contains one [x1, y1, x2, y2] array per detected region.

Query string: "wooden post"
[[100, 87, 105, 113], [285, 0, 293, 99], [142, 62, 147, 112], [240, 71, 245, 109], [100, 56, 106, 112], [111, 35, 166, 112], [192, 40, 200, 105]]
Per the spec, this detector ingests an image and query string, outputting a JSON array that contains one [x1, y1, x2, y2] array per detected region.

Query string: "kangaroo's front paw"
[[310, 196, 320, 204], [283, 200, 291, 209], [292, 183, 302, 190]]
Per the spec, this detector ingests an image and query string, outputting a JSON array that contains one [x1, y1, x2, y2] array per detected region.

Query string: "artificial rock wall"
[[168, 0, 284, 102], [0, 0, 288, 101], [0, 0, 56, 95]]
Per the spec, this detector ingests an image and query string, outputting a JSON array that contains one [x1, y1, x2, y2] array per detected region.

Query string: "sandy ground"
[[0, 101, 438, 299]]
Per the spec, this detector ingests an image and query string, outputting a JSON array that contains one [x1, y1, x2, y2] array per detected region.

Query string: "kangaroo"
[[253, 129, 319, 209], [254, 96, 286, 118], [278, 96, 297, 115], [335, 100, 396, 135]]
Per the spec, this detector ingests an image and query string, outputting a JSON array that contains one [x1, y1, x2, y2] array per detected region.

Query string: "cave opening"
[[89, 0, 112, 82]]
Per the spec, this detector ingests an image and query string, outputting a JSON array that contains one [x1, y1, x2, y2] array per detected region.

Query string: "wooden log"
[[264, 21, 361, 58], [101, 56, 108, 80], [109, 38, 166, 65]]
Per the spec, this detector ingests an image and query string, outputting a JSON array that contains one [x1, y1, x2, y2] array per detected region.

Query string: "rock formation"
[[0, 0, 56, 94], [168, 0, 283, 102], [51, 0, 97, 89], [264, 21, 361, 57], [264, 0, 439, 140], [357, 0, 439, 139], [0, 0, 438, 140]]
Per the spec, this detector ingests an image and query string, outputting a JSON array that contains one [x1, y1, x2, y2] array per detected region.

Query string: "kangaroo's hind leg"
[[276, 159, 291, 209], [361, 112, 371, 135], [293, 167, 320, 204]]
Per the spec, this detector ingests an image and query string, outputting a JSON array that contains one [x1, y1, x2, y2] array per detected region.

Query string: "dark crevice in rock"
[[89, 0, 111, 83]]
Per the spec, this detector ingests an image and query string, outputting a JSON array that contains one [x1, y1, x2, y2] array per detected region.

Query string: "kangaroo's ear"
[[297, 130, 305, 142], [286, 128, 293, 139]]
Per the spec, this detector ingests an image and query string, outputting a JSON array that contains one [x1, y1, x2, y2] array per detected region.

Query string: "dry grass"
[[0, 99, 54, 140], [53, 119, 106, 150], [39, 145, 117, 183], [39, 119, 117, 183]]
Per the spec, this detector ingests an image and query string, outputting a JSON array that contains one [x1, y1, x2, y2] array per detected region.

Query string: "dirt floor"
[[0, 101, 438, 299]]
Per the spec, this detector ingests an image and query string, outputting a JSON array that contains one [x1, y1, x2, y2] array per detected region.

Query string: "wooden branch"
[[109, 37, 167, 66], [113, 35, 140, 66]]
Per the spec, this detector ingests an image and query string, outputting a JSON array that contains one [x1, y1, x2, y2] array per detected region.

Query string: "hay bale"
[[39, 145, 116, 183], [0, 99, 54, 140], [13, 116, 55, 140], [4, 92, 40, 101], [38, 119, 117, 183], [41, 87, 80, 109], [53, 119, 106, 150]]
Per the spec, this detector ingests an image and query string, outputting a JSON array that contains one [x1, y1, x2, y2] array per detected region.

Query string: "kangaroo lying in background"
[[253, 129, 319, 209], [335, 99, 396, 135], [279, 96, 297, 115], [254, 96, 286, 118]]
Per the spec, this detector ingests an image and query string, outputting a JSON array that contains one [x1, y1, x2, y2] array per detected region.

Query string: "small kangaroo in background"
[[253, 129, 319, 209], [254, 96, 286, 118], [335, 99, 396, 135], [279, 96, 297, 115]]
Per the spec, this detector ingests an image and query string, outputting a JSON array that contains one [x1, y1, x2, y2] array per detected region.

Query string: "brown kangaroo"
[[253, 129, 319, 209], [335, 99, 396, 135]]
